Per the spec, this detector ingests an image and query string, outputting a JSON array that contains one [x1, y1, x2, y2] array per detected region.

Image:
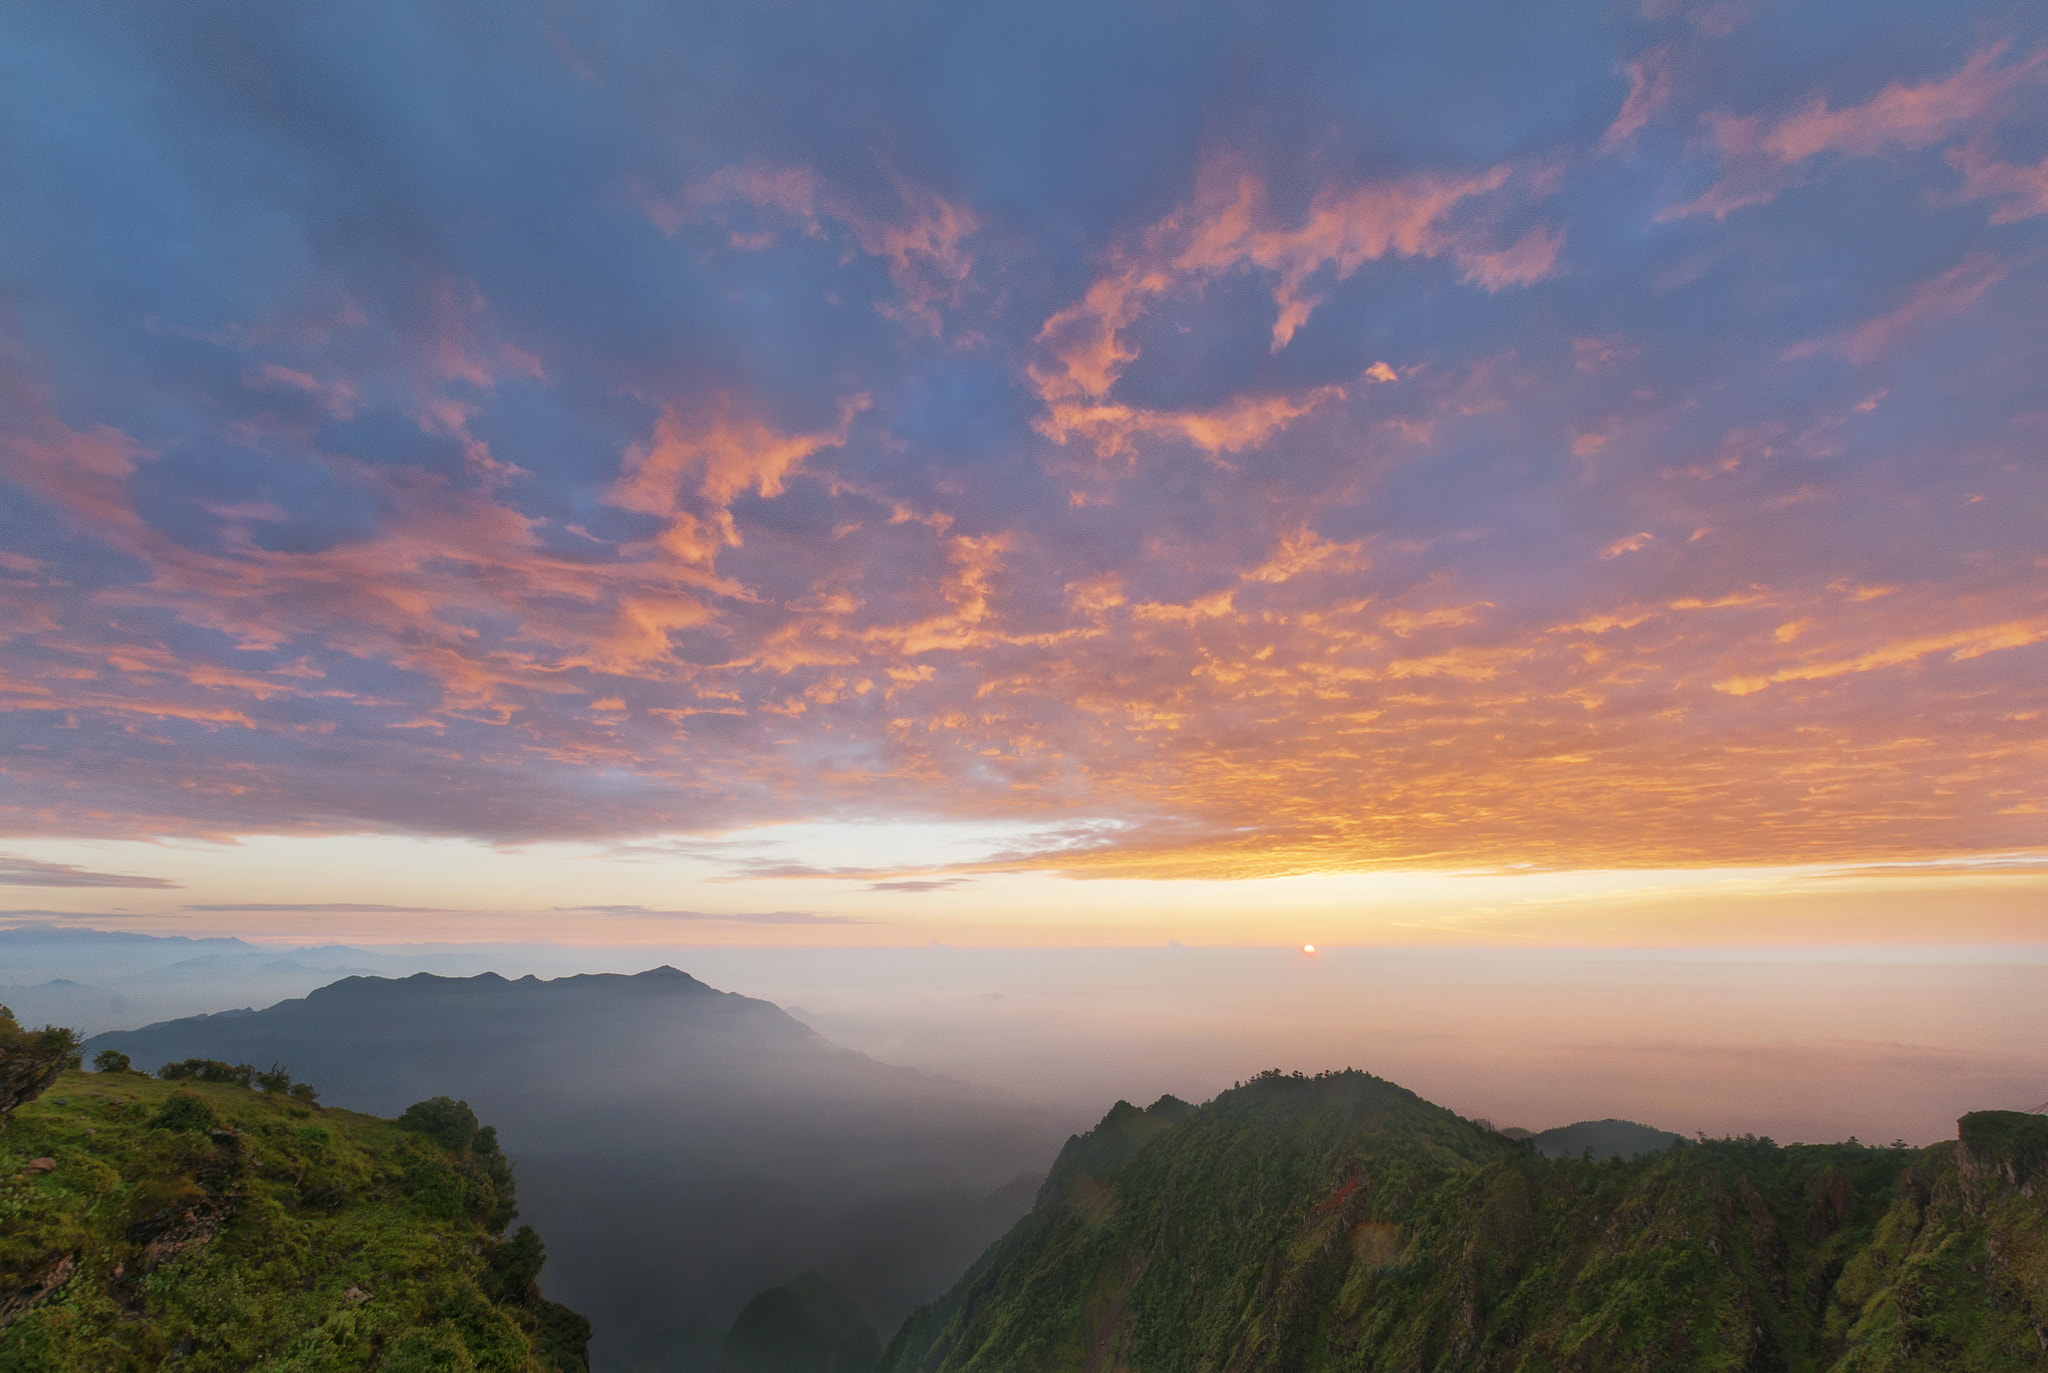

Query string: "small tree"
[[2, 1004, 81, 1122], [256, 1061, 293, 1095], [93, 1049, 132, 1074], [149, 1089, 221, 1134], [289, 1081, 320, 1104]]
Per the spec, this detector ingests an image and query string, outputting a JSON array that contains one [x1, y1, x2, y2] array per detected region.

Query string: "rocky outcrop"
[[1957, 1110, 2048, 1194]]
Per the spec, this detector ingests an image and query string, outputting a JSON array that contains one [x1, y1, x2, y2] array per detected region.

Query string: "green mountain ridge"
[[883, 1069, 2048, 1372], [0, 1062, 590, 1371]]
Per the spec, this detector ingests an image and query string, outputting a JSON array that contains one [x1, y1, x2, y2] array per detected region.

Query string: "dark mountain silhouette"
[[84, 968, 1060, 1369], [722, 1270, 881, 1373], [1531, 1116, 1683, 1160]]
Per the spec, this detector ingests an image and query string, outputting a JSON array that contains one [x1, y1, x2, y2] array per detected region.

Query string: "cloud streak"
[[0, 854, 177, 889], [565, 906, 865, 925]]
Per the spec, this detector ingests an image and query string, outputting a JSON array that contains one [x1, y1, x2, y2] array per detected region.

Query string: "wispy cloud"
[[180, 903, 461, 913], [1666, 42, 2047, 220], [563, 905, 866, 925], [0, 854, 177, 889]]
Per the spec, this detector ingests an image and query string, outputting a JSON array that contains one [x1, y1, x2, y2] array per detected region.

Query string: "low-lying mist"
[[16, 927, 2048, 1366], [79, 967, 1068, 1368]]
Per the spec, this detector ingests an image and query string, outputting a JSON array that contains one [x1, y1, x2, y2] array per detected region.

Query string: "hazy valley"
[[3, 938, 2041, 1371]]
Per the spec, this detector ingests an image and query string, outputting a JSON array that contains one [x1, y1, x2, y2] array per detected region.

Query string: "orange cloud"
[[611, 393, 870, 554], [1714, 619, 2048, 695], [1029, 154, 1551, 456]]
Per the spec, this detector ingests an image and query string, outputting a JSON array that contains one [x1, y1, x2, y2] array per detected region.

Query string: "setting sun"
[[2, 2, 2045, 1364]]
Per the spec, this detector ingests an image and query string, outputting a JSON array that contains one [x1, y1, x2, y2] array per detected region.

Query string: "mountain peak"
[[887, 1078, 2048, 1373]]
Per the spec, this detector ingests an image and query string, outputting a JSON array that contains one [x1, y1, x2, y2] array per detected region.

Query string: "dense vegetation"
[[0, 1006, 77, 1122], [885, 1070, 2048, 1372], [0, 1060, 589, 1371]]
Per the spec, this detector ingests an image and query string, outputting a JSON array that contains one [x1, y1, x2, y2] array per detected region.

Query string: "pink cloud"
[[610, 393, 871, 556], [642, 163, 983, 339], [1599, 48, 1675, 155], [1761, 44, 2040, 161], [1783, 252, 2009, 364], [1029, 154, 1552, 456], [1668, 42, 2048, 220], [1456, 224, 1565, 291], [1946, 139, 2048, 223]]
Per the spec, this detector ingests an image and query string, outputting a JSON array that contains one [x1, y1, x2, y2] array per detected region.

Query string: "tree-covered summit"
[[885, 1068, 2048, 1372]]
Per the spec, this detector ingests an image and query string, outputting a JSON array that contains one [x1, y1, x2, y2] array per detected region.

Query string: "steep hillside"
[[885, 1069, 2048, 1372], [0, 1069, 589, 1371], [82, 969, 1059, 1360]]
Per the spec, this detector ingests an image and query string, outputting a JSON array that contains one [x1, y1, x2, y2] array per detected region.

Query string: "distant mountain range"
[[884, 1070, 2048, 1372], [0, 924, 395, 1035], [84, 967, 1062, 1370]]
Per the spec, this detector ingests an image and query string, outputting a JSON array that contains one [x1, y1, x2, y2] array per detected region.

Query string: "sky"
[[1, 0, 2046, 947]]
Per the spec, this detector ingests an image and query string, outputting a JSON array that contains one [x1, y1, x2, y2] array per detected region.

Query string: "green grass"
[[0, 1070, 588, 1372]]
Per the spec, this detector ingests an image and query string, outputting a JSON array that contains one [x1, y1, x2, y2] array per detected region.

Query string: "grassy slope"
[[0, 1070, 589, 1372], [885, 1071, 2048, 1373]]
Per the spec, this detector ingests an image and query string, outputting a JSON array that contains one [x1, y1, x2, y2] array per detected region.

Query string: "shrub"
[[158, 1058, 256, 1088], [482, 1225, 547, 1305], [150, 1089, 222, 1134], [93, 1049, 133, 1074], [256, 1061, 294, 1095], [398, 1097, 481, 1152]]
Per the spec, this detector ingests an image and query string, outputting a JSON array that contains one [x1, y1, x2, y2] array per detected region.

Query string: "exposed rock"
[[0, 1253, 76, 1329], [1957, 1109, 2048, 1193]]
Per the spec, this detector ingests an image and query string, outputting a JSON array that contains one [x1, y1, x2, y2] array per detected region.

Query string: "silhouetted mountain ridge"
[[1530, 1115, 1684, 1160]]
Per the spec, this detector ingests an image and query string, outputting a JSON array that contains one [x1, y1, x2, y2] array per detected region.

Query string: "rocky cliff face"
[[1956, 1110, 2048, 1194], [885, 1071, 2048, 1373]]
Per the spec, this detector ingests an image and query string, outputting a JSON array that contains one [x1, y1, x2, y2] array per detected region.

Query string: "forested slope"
[[886, 1070, 2048, 1372]]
